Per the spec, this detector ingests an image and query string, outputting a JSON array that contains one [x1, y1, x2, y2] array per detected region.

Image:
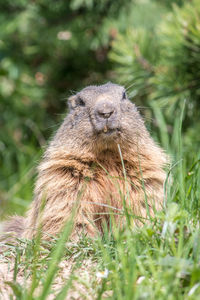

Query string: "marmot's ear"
[[68, 95, 77, 110], [68, 95, 85, 110]]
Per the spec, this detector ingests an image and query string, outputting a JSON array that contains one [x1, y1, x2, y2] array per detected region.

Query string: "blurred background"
[[1, 0, 200, 218]]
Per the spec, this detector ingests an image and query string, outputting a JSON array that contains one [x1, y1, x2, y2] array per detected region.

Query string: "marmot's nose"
[[96, 103, 115, 119], [98, 110, 114, 119]]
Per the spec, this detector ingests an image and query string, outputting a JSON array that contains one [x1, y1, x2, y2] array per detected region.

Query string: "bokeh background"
[[1, 0, 200, 218]]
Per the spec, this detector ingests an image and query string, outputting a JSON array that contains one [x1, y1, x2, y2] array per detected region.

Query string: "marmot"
[[3, 83, 168, 240]]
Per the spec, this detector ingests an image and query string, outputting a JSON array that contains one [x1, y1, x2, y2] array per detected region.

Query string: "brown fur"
[[2, 83, 168, 240]]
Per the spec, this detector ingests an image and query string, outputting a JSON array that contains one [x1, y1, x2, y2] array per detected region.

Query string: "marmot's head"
[[55, 83, 149, 153]]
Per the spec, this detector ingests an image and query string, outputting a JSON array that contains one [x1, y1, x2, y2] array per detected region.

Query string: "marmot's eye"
[[122, 91, 127, 100], [78, 97, 85, 107]]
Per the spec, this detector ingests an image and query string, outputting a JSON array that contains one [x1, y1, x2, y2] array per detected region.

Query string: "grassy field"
[[0, 106, 200, 300], [1, 1, 200, 298]]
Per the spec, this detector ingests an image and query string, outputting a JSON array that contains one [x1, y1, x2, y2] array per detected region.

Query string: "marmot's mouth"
[[98, 127, 121, 136]]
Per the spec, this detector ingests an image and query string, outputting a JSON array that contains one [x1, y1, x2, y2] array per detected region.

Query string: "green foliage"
[[110, 0, 200, 154], [152, 0, 200, 111]]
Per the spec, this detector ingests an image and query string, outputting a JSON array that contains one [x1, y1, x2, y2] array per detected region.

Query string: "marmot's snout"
[[93, 98, 120, 135], [95, 101, 115, 119]]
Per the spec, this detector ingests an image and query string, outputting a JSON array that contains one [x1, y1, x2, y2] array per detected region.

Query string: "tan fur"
[[2, 83, 168, 240]]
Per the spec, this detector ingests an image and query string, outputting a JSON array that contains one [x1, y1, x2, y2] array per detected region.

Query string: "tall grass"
[[1, 104, 200, 299]]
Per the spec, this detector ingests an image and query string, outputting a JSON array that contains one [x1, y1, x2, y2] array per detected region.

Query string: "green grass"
[[1, 105, 200, 299]]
